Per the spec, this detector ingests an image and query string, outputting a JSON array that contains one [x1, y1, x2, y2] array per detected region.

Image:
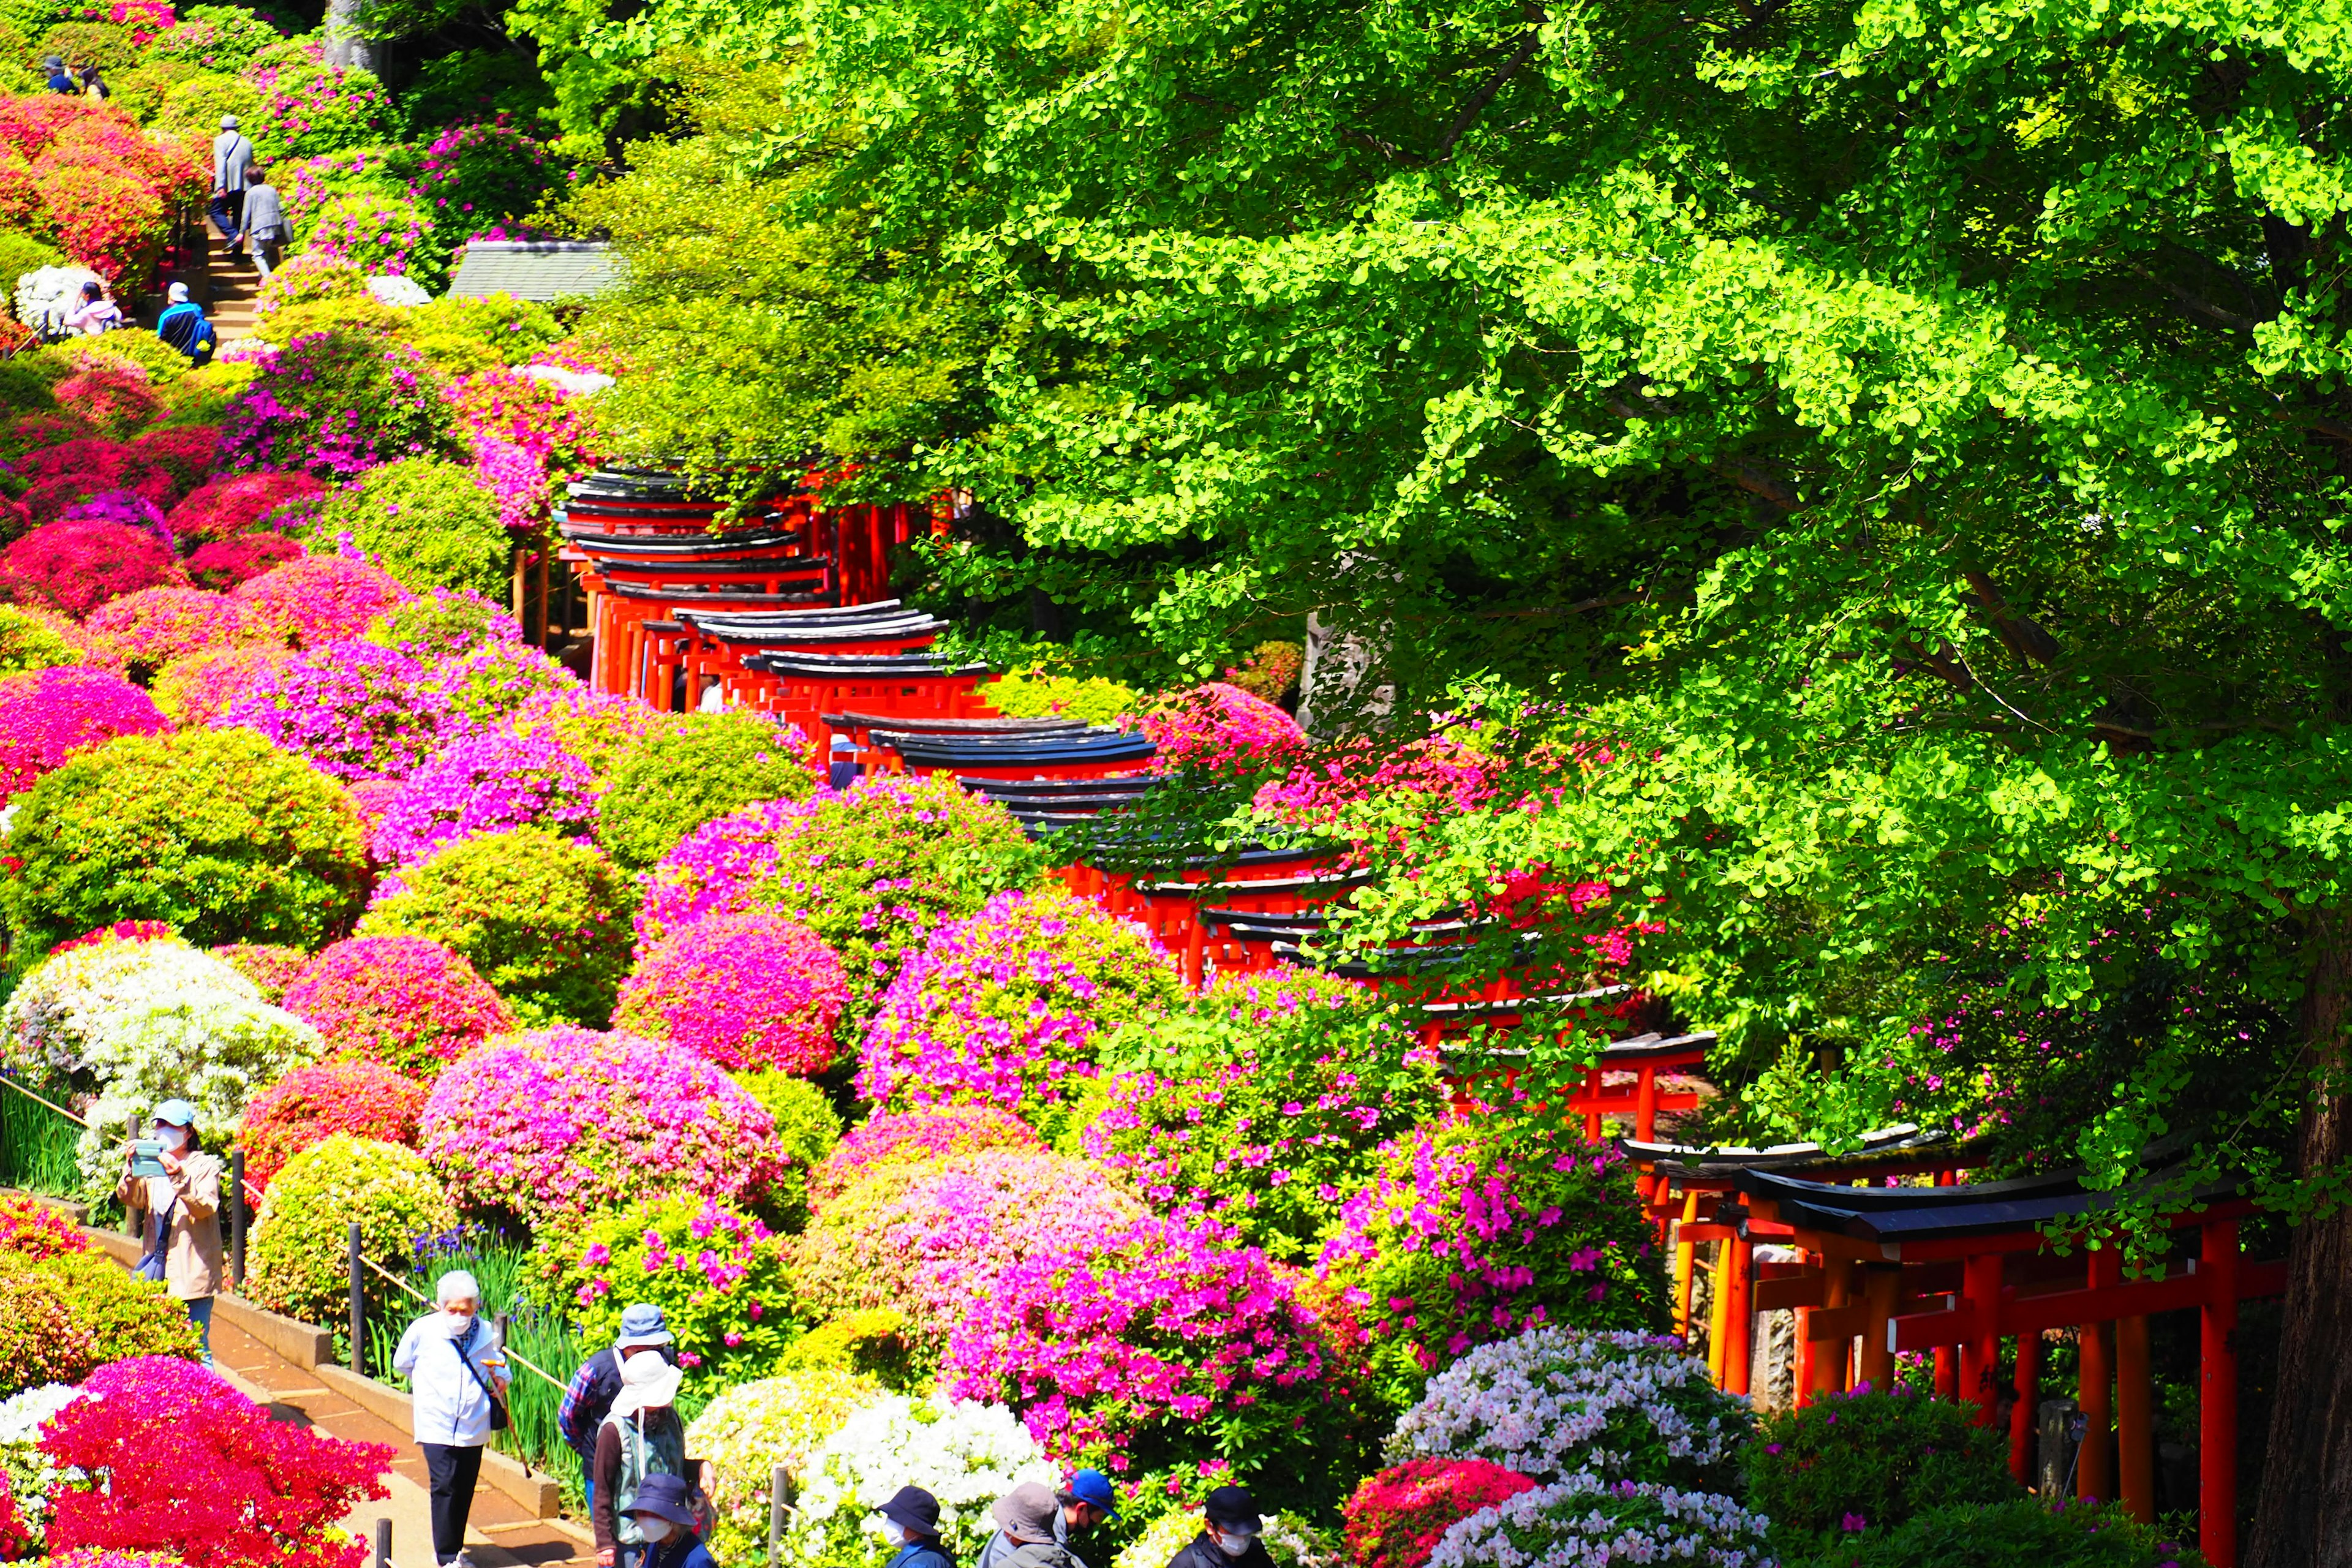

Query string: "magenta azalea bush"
[[221, 332, 451, 480], [943, 1216, 1342, 1470], [370, 729, 598, 869], [808, 1104, 1045, 1208], [566, 1195, 796, 1380], [857, 889, 1184, 1122], [216, 639, 464, 781], [1134, 682, 1306, 772], [231, 556, 412, 649], [418, 1025, 788, 1228], [280, 935, 514, 1079], [794, 1149, 1150, 1352], [614, 909, 848, 1076], [0, 668, 170, 798]]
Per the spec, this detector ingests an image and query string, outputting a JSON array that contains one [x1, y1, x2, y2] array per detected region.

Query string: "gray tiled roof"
[[448, 241, 625, 302]]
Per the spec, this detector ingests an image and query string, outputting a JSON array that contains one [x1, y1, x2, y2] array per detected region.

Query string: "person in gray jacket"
[[241, 165, 287, 278], [976, 1471, 1115, 1568], [210, 115, 255, 252], [989, 1487, 1083, 1568]]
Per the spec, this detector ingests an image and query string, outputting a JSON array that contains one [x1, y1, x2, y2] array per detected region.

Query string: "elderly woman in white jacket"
[[394, 1270, 511, 1568]]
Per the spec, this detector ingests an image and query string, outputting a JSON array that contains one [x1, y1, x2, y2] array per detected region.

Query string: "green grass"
[[0, 1076, 123, 1227]]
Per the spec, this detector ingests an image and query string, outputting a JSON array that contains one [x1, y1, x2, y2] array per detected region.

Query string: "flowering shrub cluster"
[[418, 1026, 786, 1226], [616, 910, 847, 1076], [81, 588, 261, 682], [686, 1369, 884, 1563], [792, 1394, 1057, 1568], [0, 1250, 202, 1398], [0, 521, 184, 618], [210, 943, 312, 1003], [1134, 682, 1305, 773], [153, 644, 292, 724], [0, 1382, 86, 1550], [1341, 1460, 1538, 1568], [808, 1105, 1044, 1208], [858, 889, 1183, 1120], [230, 556, 412, 649], [1420, 1476, 1772, 1568], [246, 1135, 459, 1325], [594, 709, 815, 871], [217, 639, 454, 781], [185, 533, 303, 590], [303, 192, 433, 280], [443, 360, 600, 532], [149, 4, 284, 69], [564, 1196, 796, 1380], [236, 1060, 433, 1189], [1389, 1327, 1748, 1492], [0, 668, 168, 797], [250, 66, 388, 162], [986, 667, 1141, 725], [1739, 1383, 2010, 1554], [794, 1150, 1149, 1352], [1224, 641, 1304, 705], [0, 99, 200, 279], [222, 333, 450, 479], [361, 588, 518, 660], [42, 1355, 393, 1568], [279, 936, 513, 1078], [0, 1196, 91, 1261], [307, 458, 510, 599], [0, 607, 87, 677], [370, 729, 598, 869]]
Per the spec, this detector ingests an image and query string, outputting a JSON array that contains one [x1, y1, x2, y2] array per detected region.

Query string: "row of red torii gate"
[[552, 466, 2278, 1568]]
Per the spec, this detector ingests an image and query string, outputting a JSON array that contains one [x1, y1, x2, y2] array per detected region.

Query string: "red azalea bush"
[[808, 1104, 1046, 1208], [0, 1189, 96, 1259], [279, 935, 514, 1079], [83, 587, 262, 682], [614, 909, 848, 1076], [186, 532, 304, 590], [167, 472, 327, 546], [236, 1060, 433, 1190], [1133, 682, 1306, 772], [0, 667, 170, 797], [0, 520, 186, 617], [53, 367, 159, 440], [17, 439, 179, 525], [42, 1355, 393, 1568], [230, 557, 410, 649], [1341, 1460, 1540, 1568], [1, 97, 201, 281], [130, 426, 225, 495]]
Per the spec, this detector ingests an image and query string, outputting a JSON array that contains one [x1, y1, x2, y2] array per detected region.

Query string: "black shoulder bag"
[[454, 1317, 511, 1431]]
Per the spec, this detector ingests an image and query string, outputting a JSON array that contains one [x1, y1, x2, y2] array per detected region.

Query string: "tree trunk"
[[2246, 907, 2352, 1568], [320, 0, 377, 73]]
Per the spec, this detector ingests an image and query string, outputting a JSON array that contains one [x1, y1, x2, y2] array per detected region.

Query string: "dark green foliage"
[[1796, 1499, 2207, 1568], [1745, 1387, 2019, 1556]]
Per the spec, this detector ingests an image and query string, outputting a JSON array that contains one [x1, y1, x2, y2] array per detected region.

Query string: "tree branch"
[[1434, 21, 1547, 161]]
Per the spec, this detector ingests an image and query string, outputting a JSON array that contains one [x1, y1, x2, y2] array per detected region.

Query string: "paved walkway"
[[210, 1314, 590, 1568]]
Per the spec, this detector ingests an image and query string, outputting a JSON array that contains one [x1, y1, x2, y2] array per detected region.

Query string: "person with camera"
[[115, 1098, 224, 1362], [393, 1270, 511, 1568]]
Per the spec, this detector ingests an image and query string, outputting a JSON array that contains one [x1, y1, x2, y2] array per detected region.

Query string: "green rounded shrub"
[[1743, 1385, 2016, 1558], [306, 458, 510, 598], [1813, 1499, 2207, 1568], [984, 666, 1142, 725], [0, 1248, 201, 1396], [731, 1069, 841, 1230], [0, 605, 81, 675], [358, 826, 635, 1026], [554, 1194, 798, 1382], [246, 1134, 459, 1328], [596, 710, 818, 870], [0, 729, 370, 955]]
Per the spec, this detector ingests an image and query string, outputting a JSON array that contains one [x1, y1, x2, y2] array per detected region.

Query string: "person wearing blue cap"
[[976, 1470, 1118, 1568], [560, 1303, 679, 1513], [115, 1098, 223, 1362], [877, 1485, 953, 1568], [624, 1473, 714, 1568]]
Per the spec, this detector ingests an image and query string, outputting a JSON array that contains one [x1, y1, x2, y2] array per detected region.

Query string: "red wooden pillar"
[[1723, 1237, 1754, 1396], [2200, 1219, 2239, 1568], [1934, 1345, 1958, 1398], [1634, 1066, 1660, 1142], [1959, 1251, 2002, 1424], [2009, 1328, 2040, 1484], [2079, 1251, 2119, 1502], [2117, 1314, 2155, 1521]]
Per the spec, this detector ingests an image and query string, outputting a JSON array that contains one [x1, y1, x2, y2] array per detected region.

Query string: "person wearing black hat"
[[1163, 1488, 1275, 1568], [624, 1474, 713, 1568], [878, 1486, 954, 1568]]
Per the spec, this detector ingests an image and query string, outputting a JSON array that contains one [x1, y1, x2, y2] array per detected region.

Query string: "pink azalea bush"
[[418, 1026, 788, 1227], [82, 588, 263, 682], [279, 935, 514, 1079], [369, 728, 598, 868], [231, 557, 412, 649], [943, 1216, 1342, 1469], [614, 909, 848, 1076], [216, 639, 463, 780], [809, 1104, 1045, 1208], [794, 1150, 1150, 1349], [445, 366, 601, 531], [154, 644, 293, 726], [167, 472, 326, 546], [0, 668, 170, 797], [1133, 682, 1306, 772], [856, 889, 1185, 1119]]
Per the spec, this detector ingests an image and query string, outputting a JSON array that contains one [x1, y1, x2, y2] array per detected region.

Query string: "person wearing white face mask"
[[625, 1474, 714, 1568], [115, 1098, 224, 1363], [593, 1338, 715, 1568], [878, 1487, 954, 1568], [1163, 1488, 1273, 1568], [393, 1270, 511, 1568]]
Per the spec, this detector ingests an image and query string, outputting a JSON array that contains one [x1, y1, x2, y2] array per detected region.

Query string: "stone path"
[[209, 1313, 590, 1568]]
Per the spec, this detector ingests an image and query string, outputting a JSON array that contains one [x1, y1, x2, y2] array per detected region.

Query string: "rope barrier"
[[0, 1074, 271, 1210], [355, 1250, 569, 1393]]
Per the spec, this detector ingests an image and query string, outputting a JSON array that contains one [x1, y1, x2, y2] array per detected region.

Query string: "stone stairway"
[[160, 214, 264, 342]]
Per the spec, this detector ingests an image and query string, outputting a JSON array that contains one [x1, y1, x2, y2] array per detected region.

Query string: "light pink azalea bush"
[[417, 1025, 787, 1227], [0, 668, 170, 797], [808, 1104, 1044, 1209], [81, 588, 263, 683], [614, 909, 847, 1076], [856, 889, 1183, 1123], [369, 729, 598, 869], [1132, 682, 1306, 772], [230, 556, 412, 649], [280, 936, 514, 1079], [793, 1149, 1148, 1350]]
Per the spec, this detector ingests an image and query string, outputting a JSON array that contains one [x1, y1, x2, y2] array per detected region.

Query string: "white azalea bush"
[[1388, 1327, 1750, 1490], [0, 1382, 84, 1548], [1, 938, 256, 1077], [790, 1393, 1057, 1568], [687, 1367, 886, 1561], [1425, 1476, 1773, 1568]]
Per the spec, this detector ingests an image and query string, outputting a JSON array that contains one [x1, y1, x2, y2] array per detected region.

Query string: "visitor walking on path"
[[624, 1474, 715, 1568], [878, 1487, 954, 1568], [210, 115, 255, 252], [75, 62, 107, 99], [154, 282, 214, 366], [64, 280, 121, 336], [42, 55, 69, 92], [393, 1270, 511, 1568], [1160, 1488, 1273, 1568], [559, 1302, 676, 1512], [113, 1097, 222, 1362], [241, 165, 287, 278], [988, 1486, 1084, 1568], [977, 1471, 1117, 1568], [592, 1347, 714, 1568]]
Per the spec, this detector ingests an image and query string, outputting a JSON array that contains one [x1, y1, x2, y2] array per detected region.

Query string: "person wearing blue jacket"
[[393, 1271, 510, 1568], [879, 1487, 955, 1568], [626, 1474, 715, 1568]]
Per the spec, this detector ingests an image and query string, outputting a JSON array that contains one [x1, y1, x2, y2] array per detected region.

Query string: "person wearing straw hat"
[[393, 1270, 511, 1568], [1161, 1487, 1273, 1568], [625, 1474, 715, 1568], [561, 1303, 677, 1513], [879, 1486, 954, 1568], [592, 1344, 713, 1568], [115, 1098, 223, 1363]]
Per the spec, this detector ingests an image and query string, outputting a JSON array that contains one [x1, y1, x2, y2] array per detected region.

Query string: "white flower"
[[790, 1393, 1057, 1568], [1426, 1477, 1773, 1568]]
